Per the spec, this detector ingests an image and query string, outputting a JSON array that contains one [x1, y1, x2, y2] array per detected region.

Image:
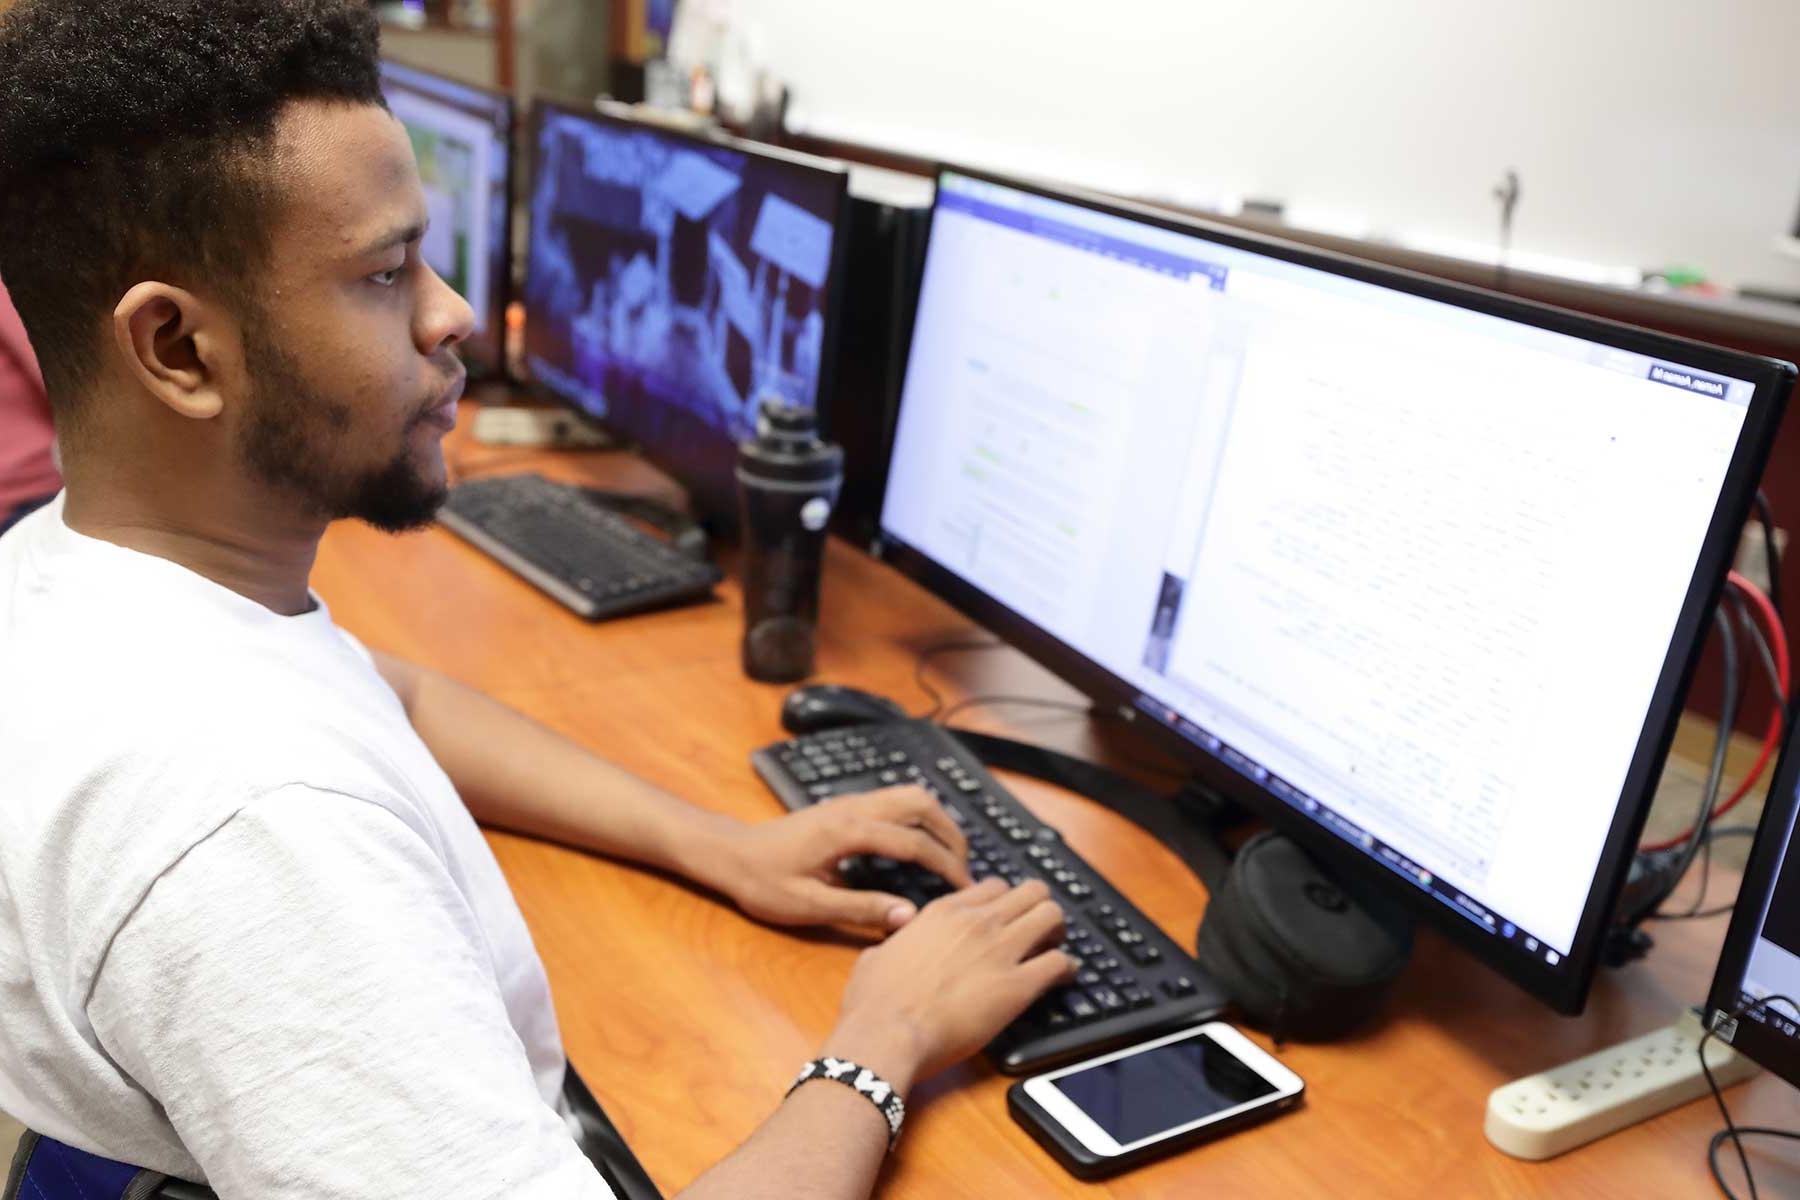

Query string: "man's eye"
[[370, 267, 403, 288]]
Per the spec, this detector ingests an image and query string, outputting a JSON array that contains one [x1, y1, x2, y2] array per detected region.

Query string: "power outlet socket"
[[1484, 1010, 1759, 1160], [1734, 521, 1787, 596]]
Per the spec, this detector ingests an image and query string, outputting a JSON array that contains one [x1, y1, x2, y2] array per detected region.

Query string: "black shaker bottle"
[[737, 397, 844, 682]]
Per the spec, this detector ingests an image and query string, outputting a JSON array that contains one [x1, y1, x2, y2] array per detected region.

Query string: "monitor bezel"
[[379, 57, 516, 382], [875, 163, 1796, 1014], [1705, 701, 1800, 1088], [520, 96, 854, 534]]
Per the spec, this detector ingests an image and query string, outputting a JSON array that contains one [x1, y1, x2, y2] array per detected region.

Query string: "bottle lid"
[[739, 394, 843, 485]]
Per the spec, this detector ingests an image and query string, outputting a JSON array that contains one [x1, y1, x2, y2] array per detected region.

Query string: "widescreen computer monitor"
[[380, 60, 514, 379], [522, 99, 851, 529], [1706, 712, 1800, 1089], [880, 167, 1795, 1014]]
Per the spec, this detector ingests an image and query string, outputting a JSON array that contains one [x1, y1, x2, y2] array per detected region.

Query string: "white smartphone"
[[1007, 1022, 1304, 1179]]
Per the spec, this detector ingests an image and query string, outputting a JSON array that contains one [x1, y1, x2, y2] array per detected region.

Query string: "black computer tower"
[[823, 171, 933, 551]]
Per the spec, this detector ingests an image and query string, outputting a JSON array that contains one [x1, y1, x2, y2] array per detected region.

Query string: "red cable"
[[1640, 571, 1789, 852]]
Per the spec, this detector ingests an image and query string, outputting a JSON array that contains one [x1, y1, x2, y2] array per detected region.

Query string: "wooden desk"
[[313, 414, 1800, 1197]]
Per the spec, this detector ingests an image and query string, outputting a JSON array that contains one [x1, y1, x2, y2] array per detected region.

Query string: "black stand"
[[577, 486, 710, 562], [947, 726, 1416, 1042], [946, 727, 1243, 890]]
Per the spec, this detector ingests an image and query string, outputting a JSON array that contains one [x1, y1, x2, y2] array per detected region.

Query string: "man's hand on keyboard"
[[822, 877, 1077, 1093], [705, 786, 972, 932]]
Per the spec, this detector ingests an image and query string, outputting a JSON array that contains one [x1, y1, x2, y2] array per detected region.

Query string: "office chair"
[[3, 1064, 662, 1200]]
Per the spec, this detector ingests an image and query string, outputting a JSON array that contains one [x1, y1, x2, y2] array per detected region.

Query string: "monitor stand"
[[947, 726, 1416, 1042], [948, 728, 1245, 884], [577, 487, 711, 563]]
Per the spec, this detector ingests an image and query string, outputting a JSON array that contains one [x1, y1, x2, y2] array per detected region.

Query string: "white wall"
[[737, 0, 1800, 289]]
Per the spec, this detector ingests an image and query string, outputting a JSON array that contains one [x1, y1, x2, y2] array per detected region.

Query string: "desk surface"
[[313, 410, 1800, 1197]]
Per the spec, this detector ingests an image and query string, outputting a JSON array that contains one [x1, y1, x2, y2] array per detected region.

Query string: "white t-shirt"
[[0, 496, 614, 1198]]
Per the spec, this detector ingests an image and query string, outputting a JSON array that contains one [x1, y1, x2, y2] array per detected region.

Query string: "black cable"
[[1640, 608, 1738, 923], [1711, 1130, 1800, 1200], [1684, 596, 1767, 917], [1671, 588, 1788, 918], [1734, 588, 1787, 712], [1751, 489, 1783, 621], [938, 693, 1094, 725], [1646, 827, 1757, 921], [911, 636, 1003, 720], [1701, 992, 1799, 1199], [939, 698, 1194, 782]]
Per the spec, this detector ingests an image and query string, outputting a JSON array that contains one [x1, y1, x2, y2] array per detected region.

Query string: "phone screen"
[[1049, 1032, 1279, 1145]]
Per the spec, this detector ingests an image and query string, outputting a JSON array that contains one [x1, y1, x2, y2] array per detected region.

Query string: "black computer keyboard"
[[752, 719, 1228, 1074], [438, 474, 721, 621]]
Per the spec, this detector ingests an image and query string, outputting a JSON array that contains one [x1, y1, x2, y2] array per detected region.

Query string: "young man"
[[0, 3, 1072, 1197]]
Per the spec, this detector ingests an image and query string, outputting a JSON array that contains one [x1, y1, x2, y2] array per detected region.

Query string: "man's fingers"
[[850, 821, 970, 891], [1017, 946, 1080, 995], [998, 896, 1068, 960], [798, 879, 917, 931], [858, 788, 971, 884], [942, 876, 1009, 907], [978, 877, 1057, 926]]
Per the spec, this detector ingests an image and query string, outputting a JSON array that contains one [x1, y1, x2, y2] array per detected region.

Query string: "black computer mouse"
[[781, 684, 909, 735]]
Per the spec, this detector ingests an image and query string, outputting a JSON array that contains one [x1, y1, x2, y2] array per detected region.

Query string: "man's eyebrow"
[[354, 220, 427, 259]]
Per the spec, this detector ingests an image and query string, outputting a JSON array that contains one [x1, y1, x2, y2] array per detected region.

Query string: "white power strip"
[[472, 406, 613, 449], [1484, 1009, 1760, 1160]]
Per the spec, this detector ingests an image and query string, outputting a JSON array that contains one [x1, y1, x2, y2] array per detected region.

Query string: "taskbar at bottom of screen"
[[1131, 691, 1569, 969]]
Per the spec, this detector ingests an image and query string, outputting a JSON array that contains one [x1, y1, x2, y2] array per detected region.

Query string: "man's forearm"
[[677, 1079, 893, 1200], [373, 652, 740, 880]]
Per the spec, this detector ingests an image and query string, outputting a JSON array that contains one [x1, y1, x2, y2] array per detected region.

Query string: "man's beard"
[[236, 325, 448, 534]]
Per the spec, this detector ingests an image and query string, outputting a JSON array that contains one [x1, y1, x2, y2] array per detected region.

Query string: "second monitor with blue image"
[[523, 100, 851, 530]]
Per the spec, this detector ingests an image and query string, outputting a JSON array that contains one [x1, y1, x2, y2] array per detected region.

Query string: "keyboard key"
[[1161, 975, 1197, 998], [1106, 971, 1136, 989], [1129, 944, 1163, 966], [1090, 986, 1126, 1013], [1061, 991, 1100, 1022], [1076, 969, 1101, 987], [1123, 987, 1155, 1009]]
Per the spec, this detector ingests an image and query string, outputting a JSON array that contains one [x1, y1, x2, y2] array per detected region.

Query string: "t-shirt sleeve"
[[87, 785, 614, 1200]]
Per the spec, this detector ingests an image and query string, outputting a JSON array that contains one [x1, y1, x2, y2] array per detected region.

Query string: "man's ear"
[[111, 282, 233, 420]]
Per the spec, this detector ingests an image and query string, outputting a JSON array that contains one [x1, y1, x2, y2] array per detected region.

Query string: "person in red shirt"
[[0, 275, 58, 534]]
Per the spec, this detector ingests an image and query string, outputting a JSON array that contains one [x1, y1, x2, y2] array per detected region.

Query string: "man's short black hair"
[[0, 0, 385, 415]]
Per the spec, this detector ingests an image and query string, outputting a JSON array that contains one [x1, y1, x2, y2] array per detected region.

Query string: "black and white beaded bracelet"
[[786, 1057, 907, 1149]]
